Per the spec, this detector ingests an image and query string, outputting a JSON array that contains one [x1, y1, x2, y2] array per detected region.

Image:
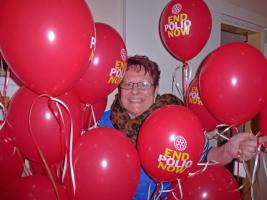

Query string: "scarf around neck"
[[110, 93, 184, 147]]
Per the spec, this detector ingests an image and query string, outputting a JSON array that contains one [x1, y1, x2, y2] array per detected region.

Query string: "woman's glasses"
[[120, 81, 154, 90]]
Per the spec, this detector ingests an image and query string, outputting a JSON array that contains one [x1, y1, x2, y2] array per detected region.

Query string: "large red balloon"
[[73, 22, 127, 103], [138, 105, 205, 182], [167, 164, 241, 200], [81, 97, 107, 130], [6, 87, 82, 164], [199, 42, 267, 126], [0, 126, 23, 190], [67, 127, 140, 200], [0, 175, 68, 199], [0, 0, 95, 96], [159, 0, 212, 61], [187, 77, 220, 131]]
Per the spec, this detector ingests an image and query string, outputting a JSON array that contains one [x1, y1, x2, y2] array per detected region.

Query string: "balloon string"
[[29, 95, 60, 200], [0, 57, 3, 99], [48, 97, 76, 195], [88, 104, 97, 130], [166, 179, 182, 200], [0, 103, 6, 130], [171, 63, 184, 102], [147, 182, 152, 200], [3, 67, 10, 98], [147, 182, 162, 200], [250, 136, 261, 200], [189, 160, 219, 177], [149, 182, 159, 200], [48, 100, 66, 159], [263, 154, 267, 178], [83, 103, 97, 131], [154, 183, 163, 200], [205, 124, 232, 141], [183, 61, 189, 107], [15, 147, 32, 176]]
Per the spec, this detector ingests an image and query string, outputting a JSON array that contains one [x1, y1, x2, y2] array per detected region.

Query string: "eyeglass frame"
[[120, 81, 154, 90]]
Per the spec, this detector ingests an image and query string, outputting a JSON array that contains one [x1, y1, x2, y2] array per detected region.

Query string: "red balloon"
[[138, 105, 205, 182], [187, 77, 220, 131], [199, 42, 267, 126], [73, 22, 127, 103], [168, 164, 241, 200], [159, 0, 212, 61], [81, 97, 107, 130], [0, 126, 23, 190], [0, 175, 68, 200], [6, 87, 82, 164], [67, 127, 140, 200], [0, 0, 95, 96]]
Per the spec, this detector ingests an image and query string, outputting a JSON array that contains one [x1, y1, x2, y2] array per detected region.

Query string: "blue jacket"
[[98, 111, 170, 200]]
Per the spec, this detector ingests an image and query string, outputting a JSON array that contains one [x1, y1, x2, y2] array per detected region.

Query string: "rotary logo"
[[174, 135, 187, 151], [120, 48, 127, 61], [172, 3, 182, 14]]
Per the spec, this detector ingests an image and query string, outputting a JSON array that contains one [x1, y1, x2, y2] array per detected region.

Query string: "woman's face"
[[120, 66, 158, 118]]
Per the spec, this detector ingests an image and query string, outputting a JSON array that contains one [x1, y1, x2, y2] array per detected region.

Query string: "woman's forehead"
[[124, 67, 152, 80]]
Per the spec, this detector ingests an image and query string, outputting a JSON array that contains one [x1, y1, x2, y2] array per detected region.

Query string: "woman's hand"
[[228, 133, 267, 161], [207, 132, 267, 165]]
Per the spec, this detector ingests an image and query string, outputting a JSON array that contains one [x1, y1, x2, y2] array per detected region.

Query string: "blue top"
[[98, 110, 211, 200]]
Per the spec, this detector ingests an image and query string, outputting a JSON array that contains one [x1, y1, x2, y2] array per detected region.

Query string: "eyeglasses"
[[120, 81, 154, 90]]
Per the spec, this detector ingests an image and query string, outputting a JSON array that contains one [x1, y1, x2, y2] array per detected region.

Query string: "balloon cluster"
[[158, 0, 267, 199], [0, 1, 138, 199], [0, 0, 266, 199]]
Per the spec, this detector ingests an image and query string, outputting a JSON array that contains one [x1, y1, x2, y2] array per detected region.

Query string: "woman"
[[99, 55, 267, 199]]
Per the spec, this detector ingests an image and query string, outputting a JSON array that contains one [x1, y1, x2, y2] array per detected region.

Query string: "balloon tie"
[[183, 61, 189, 107], [171, 63, 184, 102], [29, 95, 60, 200]]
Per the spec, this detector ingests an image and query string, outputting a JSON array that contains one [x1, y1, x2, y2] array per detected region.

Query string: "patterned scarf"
[[111, 93, 184, 147]]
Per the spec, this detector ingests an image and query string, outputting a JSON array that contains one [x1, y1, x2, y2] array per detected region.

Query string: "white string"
[[251, 144, 262, 200], [154, 183, 163, 200], [147, 182, 153, 200], [188, 161, 219, 177], [172, 65, 184, 101], [87, 104, 97, 130], [263, 154, 267, 178], [50, 97, 76, 194]]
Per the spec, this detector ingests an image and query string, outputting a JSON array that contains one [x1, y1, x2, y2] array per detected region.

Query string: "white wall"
[[85, 0, 125, 36]]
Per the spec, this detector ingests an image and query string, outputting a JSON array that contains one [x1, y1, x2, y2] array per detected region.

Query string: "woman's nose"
[[130, 84, 140, 94]]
